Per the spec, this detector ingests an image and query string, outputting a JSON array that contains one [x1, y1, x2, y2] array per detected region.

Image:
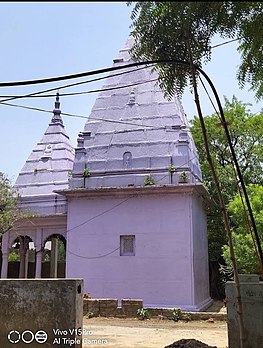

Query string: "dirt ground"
[[82, 316, 228, 348]]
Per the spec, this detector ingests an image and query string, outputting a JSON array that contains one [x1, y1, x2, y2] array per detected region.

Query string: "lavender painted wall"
[[66, 186, 211, 310], [191, 194, 210, 305]]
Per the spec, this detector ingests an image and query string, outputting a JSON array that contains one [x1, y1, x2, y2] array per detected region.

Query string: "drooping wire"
[[0, 65, 155, 102], [0, 61, 158, 88], [199, 75, 262, 267], [0, 38, 238, 89], [0, 75, 157, 99]]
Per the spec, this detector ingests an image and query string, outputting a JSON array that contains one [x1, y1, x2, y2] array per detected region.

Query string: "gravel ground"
[[82, 317, 228, 348]]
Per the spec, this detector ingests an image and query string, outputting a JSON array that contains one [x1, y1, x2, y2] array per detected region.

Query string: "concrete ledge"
[[147, 309, 226, 321], [188, 312, 226, 321]]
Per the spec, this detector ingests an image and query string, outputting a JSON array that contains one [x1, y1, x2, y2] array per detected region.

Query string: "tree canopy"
[[128, 2, 263, 99], [222, 184, 263, 274], [191, 96, 263, 200], [190, 96, 263, 261], [0, 172, 19, 236]]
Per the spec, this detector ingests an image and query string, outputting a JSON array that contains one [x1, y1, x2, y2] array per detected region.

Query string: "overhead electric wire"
[[6, 40, 257, 261], [67, 246, 121, 260], [0, 38, 238, 89], [0, 38, 237, 102], [2, 57, 259, 258], [0, 75, 157, 99], [199, 76, 220, 117], [0, 61, 158, 88], [210, 38, 239, 49], [0, 67, 192, 129], [0, 65, 155, 103], [0, 79, 148, 98], [0, 101, 156, 128]]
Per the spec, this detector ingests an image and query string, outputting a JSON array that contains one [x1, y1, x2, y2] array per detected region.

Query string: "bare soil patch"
[[82, 317, 228, 348]]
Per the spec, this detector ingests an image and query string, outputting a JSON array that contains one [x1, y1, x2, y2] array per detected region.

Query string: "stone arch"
[[8, 232, 36, 250], [8, 235, 35, 278], [42, 234, 66, 278]]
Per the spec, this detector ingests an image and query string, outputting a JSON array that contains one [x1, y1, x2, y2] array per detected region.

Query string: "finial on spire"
[[51, 91, 63, 125], [55, 91, 60, 109]]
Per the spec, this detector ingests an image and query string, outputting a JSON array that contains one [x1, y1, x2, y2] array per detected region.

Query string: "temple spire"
[[51, 92, 63, 125]]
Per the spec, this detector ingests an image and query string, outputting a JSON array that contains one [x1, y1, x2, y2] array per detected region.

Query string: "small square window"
[[120, 235, 135, 256]]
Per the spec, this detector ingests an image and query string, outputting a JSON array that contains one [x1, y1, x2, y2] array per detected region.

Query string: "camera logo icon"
[[8, 330, 48, 344]]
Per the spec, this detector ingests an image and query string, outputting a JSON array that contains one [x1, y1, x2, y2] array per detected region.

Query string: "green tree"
[[0, 172, 19, 236], [190, 96, 263, 261], [222, 185, 263, 273], [57, 240, 66, 261], [128, 2, 263, 99], [8, 251, 19, 262]]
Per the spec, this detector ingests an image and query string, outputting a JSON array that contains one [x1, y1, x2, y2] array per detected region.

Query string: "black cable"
[[0, 39, 238, 88], [5, 54, 258, 262], [201, 73, 263, 269], [211, 38, 239, 49], [0, 62, 157, 87], [2, 57, 259, 257], [67, 246, 121, 260], [0, 68, 187, 128], [0, 101, 156, 128], [0, 76, 158, 99], [0, 65, 154, 102], [196, 64, 263, 269], [199, 76, 220, 117]]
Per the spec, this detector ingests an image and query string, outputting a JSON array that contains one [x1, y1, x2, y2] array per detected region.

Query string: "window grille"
[[120, 235, 135, 256]]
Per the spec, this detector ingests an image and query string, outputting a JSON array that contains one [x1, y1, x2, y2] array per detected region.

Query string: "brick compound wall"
[[83, 298, 227, 320], [83, 299, 144, 318]]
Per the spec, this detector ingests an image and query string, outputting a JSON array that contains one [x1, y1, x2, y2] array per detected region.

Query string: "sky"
[[0, 2, 261, 183]]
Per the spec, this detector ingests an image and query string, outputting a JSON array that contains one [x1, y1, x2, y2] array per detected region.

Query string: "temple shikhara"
[[1, 36, 212, 311]]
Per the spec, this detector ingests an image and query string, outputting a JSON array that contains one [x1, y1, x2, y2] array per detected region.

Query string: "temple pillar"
[[1, 252, 9, 278], [19, 246, 26, 278], [35, 227, 43, 278], [35, 250, 42, 278], [24, 249, 29, 278], [50, 238, 58, 278]]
